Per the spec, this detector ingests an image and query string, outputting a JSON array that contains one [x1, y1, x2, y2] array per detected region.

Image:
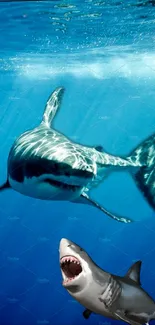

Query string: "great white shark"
[[0, 87, 154, 223], [59, 238, 155, 325]]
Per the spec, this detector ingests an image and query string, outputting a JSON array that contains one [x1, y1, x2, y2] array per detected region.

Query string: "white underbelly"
[[9, 176, 83, 201]]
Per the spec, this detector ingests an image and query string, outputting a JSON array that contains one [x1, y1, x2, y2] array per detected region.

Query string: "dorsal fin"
[[42, 87, 65, 128], [95, 145, 104, 152], [125, 261, 142, 285]]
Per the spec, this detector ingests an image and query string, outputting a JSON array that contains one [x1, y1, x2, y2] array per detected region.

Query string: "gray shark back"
[[92, 263, 155, 323], [115, 275, 155, 313]]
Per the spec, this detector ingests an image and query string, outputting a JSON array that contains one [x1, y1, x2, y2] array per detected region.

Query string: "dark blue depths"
[[0, 0, 155, 324]]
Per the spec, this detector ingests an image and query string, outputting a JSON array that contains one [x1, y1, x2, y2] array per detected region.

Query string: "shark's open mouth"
[[60, 255, 82, 284], [44, 178, 81, 192]]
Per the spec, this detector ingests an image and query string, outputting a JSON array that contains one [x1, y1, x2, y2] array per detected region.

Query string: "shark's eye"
[[80, 248, 83, 251]]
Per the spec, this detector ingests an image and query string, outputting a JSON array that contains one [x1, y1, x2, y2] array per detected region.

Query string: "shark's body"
[[0, 87, 155, 223], [59, 238, 155, 325]]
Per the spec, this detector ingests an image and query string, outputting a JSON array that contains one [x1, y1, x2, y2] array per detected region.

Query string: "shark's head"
[[59, 238, 95, 295]]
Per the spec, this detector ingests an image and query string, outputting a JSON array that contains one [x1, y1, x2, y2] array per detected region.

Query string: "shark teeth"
[[60, 255, 82, 285], [60, 256, 80, 265], [64, 277, 76, 283], [44, 178, 82, 192]]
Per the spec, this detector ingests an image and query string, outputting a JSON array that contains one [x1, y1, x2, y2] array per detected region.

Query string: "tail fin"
[[0, 180, 10, 191], [127, 132, 155, 209]]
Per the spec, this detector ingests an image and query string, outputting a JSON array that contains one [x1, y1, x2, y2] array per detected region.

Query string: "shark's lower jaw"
[[60, 255, 82, 286]]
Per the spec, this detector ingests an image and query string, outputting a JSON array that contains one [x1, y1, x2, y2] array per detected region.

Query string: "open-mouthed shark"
[[59, 238, 155, 325], [0, 87, 154, 223]]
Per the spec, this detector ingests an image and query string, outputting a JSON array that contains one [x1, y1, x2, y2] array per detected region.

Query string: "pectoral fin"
[[0, 180, 10, 191], [76, 192, 133, 224], [83, 309, 92, 319], [115, 310, 143, 325], [125, 311, 149, 325]]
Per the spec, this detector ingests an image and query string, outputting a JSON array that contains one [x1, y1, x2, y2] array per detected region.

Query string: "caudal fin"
[[0, 180, 10, 191], [127, 132, 155, 209]]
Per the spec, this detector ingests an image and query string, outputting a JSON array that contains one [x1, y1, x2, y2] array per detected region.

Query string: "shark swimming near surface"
[[59, 238, 155, 325], [0, 86, 154, 223]]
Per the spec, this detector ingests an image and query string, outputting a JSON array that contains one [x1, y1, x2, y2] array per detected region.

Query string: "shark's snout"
[[59, 238, 74, 255], [59, 238, 80, 262], [60, 238, 73, 247]]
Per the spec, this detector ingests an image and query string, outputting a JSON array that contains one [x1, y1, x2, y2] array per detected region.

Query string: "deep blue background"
[[0, 1, 155, 324]]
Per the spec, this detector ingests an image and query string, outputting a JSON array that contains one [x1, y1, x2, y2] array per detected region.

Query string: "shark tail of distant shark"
[[127, 132, 155, 209]]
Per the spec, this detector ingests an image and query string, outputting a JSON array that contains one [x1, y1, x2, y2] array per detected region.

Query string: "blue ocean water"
[[0, 0, 155, 324]]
